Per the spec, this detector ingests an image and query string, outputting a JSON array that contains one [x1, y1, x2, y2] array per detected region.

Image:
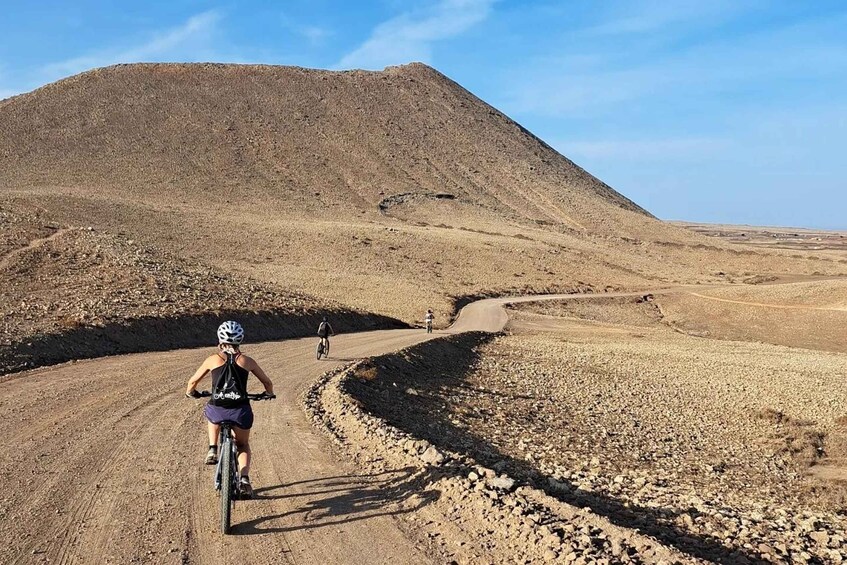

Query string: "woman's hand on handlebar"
[[250, 391, 276, 401], [186, 390, 211, 399]]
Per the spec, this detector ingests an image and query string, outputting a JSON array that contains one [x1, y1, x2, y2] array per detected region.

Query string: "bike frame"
[[198, 392, 273, 534], [214, 422, 239, 491], [215, 421, 239, 534]]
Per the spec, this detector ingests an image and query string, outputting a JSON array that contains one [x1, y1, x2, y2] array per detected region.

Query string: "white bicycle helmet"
[[217, 320, 245, 345]]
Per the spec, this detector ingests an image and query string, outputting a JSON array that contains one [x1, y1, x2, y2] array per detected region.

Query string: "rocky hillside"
[[0, 204, 400, 374], [0, 62, 652, 233], [1, 63, 844, 326]]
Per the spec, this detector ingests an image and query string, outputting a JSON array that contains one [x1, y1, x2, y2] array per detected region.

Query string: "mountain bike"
[[426, 320, 433, 333], [316, 337, 329, 360], [190, 391, 276, 534]]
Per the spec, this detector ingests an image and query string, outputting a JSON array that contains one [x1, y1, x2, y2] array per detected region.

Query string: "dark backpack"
[[318, 321, 329, 337], [211, 354, 248, 407]]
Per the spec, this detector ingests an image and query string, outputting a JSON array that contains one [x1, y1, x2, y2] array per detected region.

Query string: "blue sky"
[[1, 1, 845, 229]]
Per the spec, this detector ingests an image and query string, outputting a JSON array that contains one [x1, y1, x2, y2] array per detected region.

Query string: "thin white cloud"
[[280, 15, 333, 45], [583, 0, 751, 36], [301, 25, 332, 44], [558, 137, 728, 161], [41, 10, 223, 80], [505, 9, 847, 118], [336, 0, 494, 70]]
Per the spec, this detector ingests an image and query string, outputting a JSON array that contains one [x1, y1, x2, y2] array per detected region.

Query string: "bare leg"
[[233, 427, 252, 476], [207, 422, 220, 446]]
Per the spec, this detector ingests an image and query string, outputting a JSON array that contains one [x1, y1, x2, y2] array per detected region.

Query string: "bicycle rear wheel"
[[220, 430, 233, 534], [316, 341, 323, 360]]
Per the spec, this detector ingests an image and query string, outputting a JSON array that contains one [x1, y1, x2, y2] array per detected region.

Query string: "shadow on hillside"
[[233, 467, 440, 535], [343, 332, 764, 564], [0, 309, 407, 376]]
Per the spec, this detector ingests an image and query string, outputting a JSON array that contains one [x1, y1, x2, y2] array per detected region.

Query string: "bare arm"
[[244, 356, 274, 395], [186, 356, 214, 395]]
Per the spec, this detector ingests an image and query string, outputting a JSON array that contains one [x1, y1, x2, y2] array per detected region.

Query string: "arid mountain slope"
[[1, 63, 844, 327], [0, 62, 649, 232]]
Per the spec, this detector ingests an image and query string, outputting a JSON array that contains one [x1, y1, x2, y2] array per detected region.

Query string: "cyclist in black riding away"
[[185, 321, 274, 498], [317, 316, 334, 351]]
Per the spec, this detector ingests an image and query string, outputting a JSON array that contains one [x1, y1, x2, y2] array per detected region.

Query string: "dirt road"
[[686, 290, 847, 311], [6, 290, 636, 565]]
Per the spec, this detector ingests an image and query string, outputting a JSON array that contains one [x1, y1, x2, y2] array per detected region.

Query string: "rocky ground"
[[514, 284, 847, 354], [675, 223, 847, 262], [0, 204, 401, 374], [303, 340, 698, 564], [307, 308, 847, 563]]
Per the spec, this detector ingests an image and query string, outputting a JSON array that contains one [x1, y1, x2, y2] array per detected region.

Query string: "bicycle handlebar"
[[186, 391, 276, 400]]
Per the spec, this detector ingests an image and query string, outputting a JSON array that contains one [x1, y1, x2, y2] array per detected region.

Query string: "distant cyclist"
[[185, 321, 275, 499], [317, 316, 334, 351], [425, 309, 434, 333]]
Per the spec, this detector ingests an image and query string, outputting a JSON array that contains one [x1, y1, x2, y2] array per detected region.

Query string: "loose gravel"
[[306, 312, 847, 563]]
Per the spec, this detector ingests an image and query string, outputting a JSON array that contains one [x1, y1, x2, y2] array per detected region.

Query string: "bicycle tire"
[[316, 342, 323, 360], [220, 431, 233, 534]]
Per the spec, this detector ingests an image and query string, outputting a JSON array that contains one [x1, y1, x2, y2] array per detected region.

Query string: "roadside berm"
[[304, 328, 847, 564], [303, 333, 702, 564]]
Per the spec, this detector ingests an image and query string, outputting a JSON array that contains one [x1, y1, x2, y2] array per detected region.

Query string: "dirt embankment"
[[307, 327, 847, 564], [1, 307, 406, 376], [304, 333, 696, 564]]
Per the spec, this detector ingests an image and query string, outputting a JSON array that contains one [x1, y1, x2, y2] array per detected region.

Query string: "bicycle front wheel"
[[220, 434, 233, 534]]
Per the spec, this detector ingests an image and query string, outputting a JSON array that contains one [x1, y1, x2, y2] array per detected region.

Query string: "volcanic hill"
[[1, 63, 844, 328]]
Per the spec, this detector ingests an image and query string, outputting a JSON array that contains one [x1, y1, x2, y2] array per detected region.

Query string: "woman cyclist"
[[185, 320, 274, 498], [425, 309, 434, 333]]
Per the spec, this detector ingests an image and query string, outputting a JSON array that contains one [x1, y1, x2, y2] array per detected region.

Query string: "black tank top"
[[209, 353, 250, 407]]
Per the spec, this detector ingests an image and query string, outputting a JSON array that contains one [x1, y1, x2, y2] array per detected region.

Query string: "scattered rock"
[[487, 476, 516, 491], [420, 446, 445, 466]]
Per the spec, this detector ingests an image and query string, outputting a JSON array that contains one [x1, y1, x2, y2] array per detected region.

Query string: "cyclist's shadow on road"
[[231, 467, 440, 535]]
